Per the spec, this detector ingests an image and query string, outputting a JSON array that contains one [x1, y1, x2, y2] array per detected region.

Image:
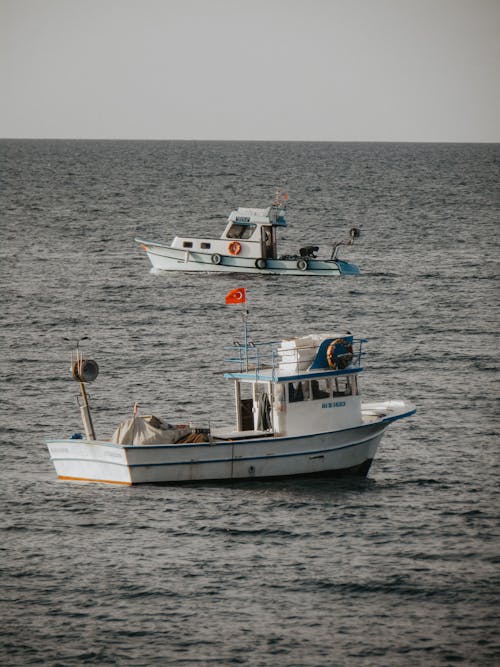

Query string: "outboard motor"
[[299, 245, 319, 258]]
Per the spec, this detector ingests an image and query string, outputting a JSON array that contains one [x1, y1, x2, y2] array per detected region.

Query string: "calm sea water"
[[1, 140, 499, 666]]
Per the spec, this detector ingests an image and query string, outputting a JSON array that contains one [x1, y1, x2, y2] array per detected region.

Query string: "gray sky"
[[1, 0, 499, 141]]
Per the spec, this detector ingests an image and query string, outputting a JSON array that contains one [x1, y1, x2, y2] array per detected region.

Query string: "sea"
[[1, 140, 498, 666]]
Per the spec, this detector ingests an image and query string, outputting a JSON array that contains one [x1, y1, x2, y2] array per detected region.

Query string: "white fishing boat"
[[46, 296, 415, 485], [135, 192, 360, 276]]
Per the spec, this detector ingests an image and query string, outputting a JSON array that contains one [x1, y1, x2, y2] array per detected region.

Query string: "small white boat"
[[136, 192, 360, 276], [46, 318, 415, 486]]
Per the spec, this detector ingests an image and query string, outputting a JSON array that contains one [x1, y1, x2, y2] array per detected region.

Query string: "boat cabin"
[[216, 334, 364, 440], [170, 203, 288, 261]]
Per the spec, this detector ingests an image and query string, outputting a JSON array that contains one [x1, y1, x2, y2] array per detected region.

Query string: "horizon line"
[[1, 136, 499, 145]]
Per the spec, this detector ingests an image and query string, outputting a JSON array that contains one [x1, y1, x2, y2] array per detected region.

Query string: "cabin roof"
[[224, 367, 363, 383], [234, 206, 271, 218], [227, 206, 288, 227]]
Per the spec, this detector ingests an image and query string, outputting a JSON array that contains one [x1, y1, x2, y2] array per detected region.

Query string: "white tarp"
[[111, 415, 191, 446]]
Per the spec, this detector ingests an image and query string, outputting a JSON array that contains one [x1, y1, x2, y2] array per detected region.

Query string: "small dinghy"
[[136, 192, 361, 276], [46, 293, 415, 486]]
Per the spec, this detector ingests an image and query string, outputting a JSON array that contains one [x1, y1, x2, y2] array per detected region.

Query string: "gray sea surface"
[[1, 140, 499, 666]]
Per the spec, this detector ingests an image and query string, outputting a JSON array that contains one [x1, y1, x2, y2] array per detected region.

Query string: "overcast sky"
[[1, 0, 499, 142]]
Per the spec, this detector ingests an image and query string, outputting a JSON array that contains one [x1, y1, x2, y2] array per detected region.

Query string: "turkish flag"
[[225, 288, 246, 304]]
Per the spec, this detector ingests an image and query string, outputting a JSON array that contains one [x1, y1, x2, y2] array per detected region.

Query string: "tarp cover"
[[111, 415, 191, 446]]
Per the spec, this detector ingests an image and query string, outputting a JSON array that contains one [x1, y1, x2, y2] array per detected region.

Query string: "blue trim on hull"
[[131, 433, 379, 468], [49, 456, 128, 468], [136, 239, 359, 275], [49, 429, 381, 470], [335, 260, 360, 275]]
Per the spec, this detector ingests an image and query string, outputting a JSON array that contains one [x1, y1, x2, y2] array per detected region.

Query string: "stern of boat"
[[46, 439, 132, 485]]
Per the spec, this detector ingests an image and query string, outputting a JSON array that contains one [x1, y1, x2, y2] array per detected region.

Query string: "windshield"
[[227, 223, 256, 239]]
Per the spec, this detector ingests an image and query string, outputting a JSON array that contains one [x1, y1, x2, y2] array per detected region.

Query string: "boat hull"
[[47, 421, 388, 485], [136, 240, 360, 276]]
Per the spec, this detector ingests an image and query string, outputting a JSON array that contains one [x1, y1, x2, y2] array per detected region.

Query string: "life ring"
[[255, 258, 266, 269], [211, 253, 222, 265], [228, 241, 241, 255], [297, 259, 308, 271], [326, 338, 354, 370]]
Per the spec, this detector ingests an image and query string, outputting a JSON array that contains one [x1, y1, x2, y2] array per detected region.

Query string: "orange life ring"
[[327, 338, 354, 370], [228, 241, 241, 255]]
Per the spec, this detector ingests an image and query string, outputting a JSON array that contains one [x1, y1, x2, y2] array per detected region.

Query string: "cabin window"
[[332, 376, 356, 397], [183, 241, 193, 248], [288, 380, 310, 403], [201, 242, 211, 249], [311, 378, 331, 399], [227, 223, 256, 240]]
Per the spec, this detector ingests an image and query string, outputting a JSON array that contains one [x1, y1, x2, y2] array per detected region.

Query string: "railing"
[[224, 340, 278, 376], [224, 337, 367, 378]]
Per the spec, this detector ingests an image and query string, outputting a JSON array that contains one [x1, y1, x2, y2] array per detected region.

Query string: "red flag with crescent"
[[225, 288, 246, 304]]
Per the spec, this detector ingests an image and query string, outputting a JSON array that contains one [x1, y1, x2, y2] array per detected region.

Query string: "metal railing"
[[224, 337, 366, 378]]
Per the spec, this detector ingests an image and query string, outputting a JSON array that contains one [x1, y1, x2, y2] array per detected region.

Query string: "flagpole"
[[243, 306, 249, 372], [224, 288, 248, 370]]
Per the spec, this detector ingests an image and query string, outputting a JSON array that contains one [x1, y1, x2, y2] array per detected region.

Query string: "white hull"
[[47, 420, 392, 486], [138, 241, 359, 277]]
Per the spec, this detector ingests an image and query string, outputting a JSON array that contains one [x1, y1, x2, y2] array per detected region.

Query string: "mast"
[[243, 307, 249, 371], [71, 339, 99, 440]]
